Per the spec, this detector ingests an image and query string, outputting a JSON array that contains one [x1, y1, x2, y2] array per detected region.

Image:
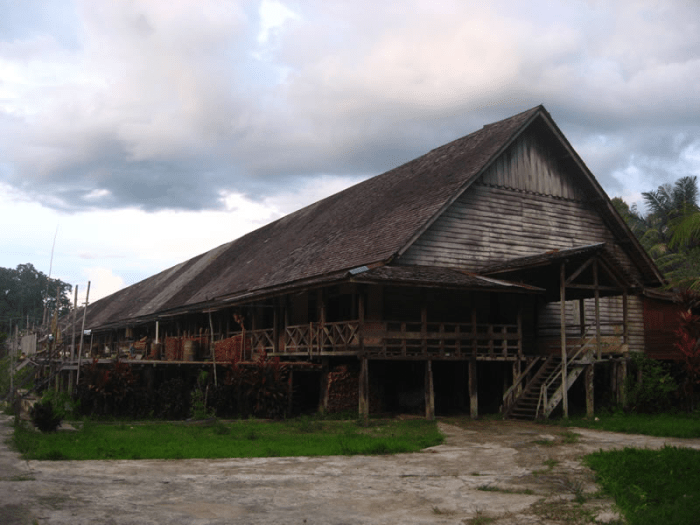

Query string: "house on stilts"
[[61, 105, 665, 420]]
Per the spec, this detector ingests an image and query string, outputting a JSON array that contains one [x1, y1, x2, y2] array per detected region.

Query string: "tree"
[[0, 263, 72, 329], [614, 176, 700, 288]]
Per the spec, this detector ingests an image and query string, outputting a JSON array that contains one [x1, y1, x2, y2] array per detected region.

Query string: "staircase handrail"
[[502, 357, 541, 410], [536, 328, 596, 418], [567, 332, 596, 364]]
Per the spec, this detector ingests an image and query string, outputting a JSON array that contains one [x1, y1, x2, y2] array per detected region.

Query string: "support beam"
[[359, 357, 369, 424], [425, 360, 435, 420], [560, 262, 568, 418], [578, 298, 586, 337], [585, 364, 594, 418]]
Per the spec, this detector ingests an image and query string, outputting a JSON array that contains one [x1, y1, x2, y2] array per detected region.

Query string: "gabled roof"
[[81, 105, 662, 330]]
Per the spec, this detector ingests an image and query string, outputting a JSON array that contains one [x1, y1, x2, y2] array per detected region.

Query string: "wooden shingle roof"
[[81, 105, 661, 330]]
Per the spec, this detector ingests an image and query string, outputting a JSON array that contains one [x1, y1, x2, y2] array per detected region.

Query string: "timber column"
[[470, 307, 478, 418], [358, 357, 369, 424], [425, 360, 435, 420]]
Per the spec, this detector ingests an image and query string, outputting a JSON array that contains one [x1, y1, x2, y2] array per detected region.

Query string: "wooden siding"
[[539, 295, 645, 354], [480, 128, 586, 200], [399, 128, 642, 281], [643, 297, 683, 360], [399, 183, 636, 273]]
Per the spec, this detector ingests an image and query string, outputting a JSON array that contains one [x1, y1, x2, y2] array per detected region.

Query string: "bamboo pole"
[[209, 311, 217, 386], [71, 285, 78, 361], [76, 281, 90, 388]]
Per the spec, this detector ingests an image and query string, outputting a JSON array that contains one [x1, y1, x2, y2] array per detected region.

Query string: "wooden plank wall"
[[398, 131, 641, 280], [539, 296, 645, 353], [399, 184, 635, 271], [398, 130, 649, 353]]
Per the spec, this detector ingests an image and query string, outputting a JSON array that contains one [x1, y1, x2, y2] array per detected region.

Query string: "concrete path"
[[2, 415, 699, 524]]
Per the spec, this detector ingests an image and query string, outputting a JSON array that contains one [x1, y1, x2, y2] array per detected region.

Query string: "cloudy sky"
[[1, 0, 699, 305]]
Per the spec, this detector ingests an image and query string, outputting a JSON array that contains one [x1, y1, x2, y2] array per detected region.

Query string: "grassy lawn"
[[11, 417, 443, 460], [585, 446, 700, 525], [547, 412, 700, 525], [552, 411, 700, 438]]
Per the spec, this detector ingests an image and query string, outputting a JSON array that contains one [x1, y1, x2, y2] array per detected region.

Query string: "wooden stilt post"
[[622, 290, 629, 346], [516, 300, 523, 392], [469, 357, 478, 419], [611, 362, 618, 402], [470, 307, 478, 418], [273, 302, 279, 354], [585, 364, 594, 418], [319, 358, 330, 413], [425, 359, 435, 420], [457, 362, 467, 410], [359, 357, 369, 424], [560, 262, 568, 418], [594, 260, 601, 361], [287, 369, 294, 417], [209, 311, 217, 386], [618, 359, 627, 406]]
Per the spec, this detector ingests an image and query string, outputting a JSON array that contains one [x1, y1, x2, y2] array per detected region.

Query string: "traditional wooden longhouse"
[[65, 105, 664, 419]]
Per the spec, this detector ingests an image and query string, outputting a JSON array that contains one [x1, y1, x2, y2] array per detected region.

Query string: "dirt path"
[[2, 415, 700, 525]]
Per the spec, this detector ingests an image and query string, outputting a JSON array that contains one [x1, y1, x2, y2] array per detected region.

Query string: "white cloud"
[[258, 0, 300, 44], [82, 267, 125, 302]]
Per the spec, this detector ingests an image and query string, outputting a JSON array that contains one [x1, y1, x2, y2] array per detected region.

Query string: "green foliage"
[[585, 446, 700, 525], [30, 400, 62, 433], [0, 263, 72, 327], [75, 359, 145, 418], [0, 356, 36, 399], [40, 390, 78, 420], [613, 176, 700, 287], [155, 377, 191, 420], [625, 354, 678, 413], [551, 411, 700, 438], [12, 418, 443, 460]]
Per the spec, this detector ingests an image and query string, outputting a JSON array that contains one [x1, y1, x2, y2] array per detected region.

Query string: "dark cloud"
[[0, 0, 698, 213]]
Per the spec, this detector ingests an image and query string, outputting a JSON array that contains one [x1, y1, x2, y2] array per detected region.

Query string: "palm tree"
[[616, 176, 700, 288]]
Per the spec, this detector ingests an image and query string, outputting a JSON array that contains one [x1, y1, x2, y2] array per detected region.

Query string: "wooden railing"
[[237, 320, 522, 359]]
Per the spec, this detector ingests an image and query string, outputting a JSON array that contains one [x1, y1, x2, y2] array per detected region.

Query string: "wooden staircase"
[[504, 336, 596, 420], [505, 355, 560, 420]]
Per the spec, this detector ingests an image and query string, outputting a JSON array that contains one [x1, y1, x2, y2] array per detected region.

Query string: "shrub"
[[625, 353, 677, 413], [155, 377, 191, 419], [30, 400, 62, 433], [243, 352, 290, 419], [75, 358, 139, 417]]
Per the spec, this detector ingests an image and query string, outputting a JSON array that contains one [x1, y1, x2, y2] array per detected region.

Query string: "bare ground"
[[2, 414, 700, 525]]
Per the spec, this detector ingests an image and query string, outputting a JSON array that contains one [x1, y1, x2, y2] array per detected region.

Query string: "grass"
[[585, 446, 700, 525], [11, 417, 444, 460], [551, 411, 700, 438], [476, 484, 534, 495]]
